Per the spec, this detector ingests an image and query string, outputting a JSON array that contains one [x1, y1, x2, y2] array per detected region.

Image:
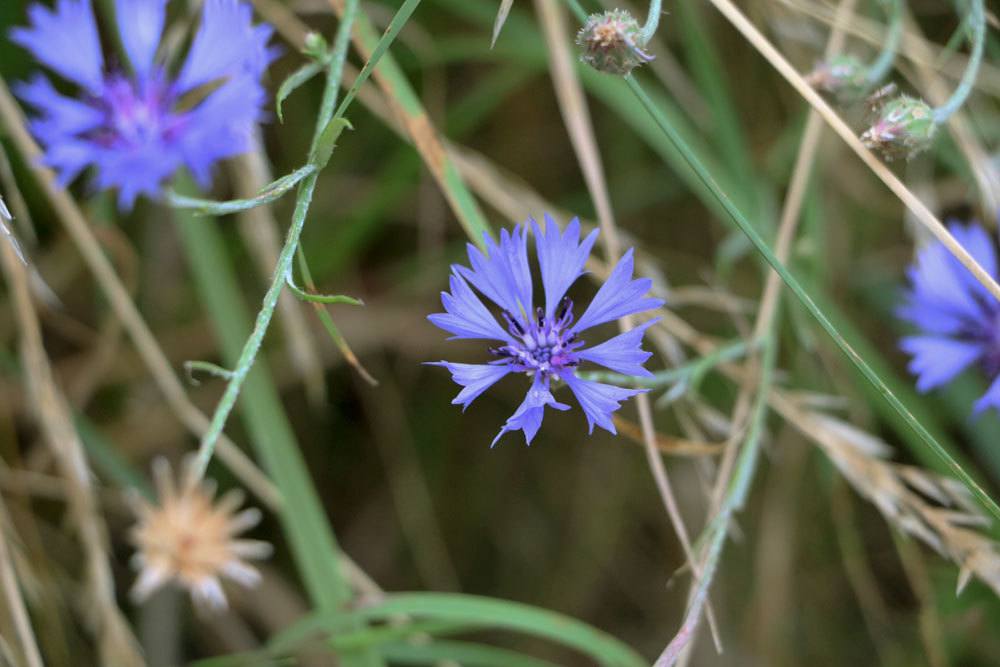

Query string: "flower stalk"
[[191, 0, 421, 478], [638, 0, 662, 44], [864, 0, 903, 86], [932, 0, 985, 124]]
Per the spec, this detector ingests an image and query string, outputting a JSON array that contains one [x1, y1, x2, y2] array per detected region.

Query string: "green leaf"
[[310, 118, 353, 169], [276, 60, 323, 123], [165, 164, 316, 216], [274, 593, 647, 667], [332, 0, 425, 120], [380, 639, 560, 667]]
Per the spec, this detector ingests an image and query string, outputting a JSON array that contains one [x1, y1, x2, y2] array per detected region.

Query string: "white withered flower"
[[128, 457, 272, 609]]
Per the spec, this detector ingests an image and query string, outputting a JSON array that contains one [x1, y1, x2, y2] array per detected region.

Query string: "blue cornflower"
[[429, 216, 664, 447], [10, 0, 275, 209], [898, 222, 1000, 414]]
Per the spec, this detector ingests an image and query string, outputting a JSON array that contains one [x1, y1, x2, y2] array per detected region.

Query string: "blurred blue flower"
[[429, 216, 664, 446], [898, 223, 1000, 414], [10, 0, 275, 209]]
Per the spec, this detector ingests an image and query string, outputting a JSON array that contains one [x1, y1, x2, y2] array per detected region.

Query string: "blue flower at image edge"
[[428, 216, 664, 447], [10, 0, 276, 209], [898, 222, 1000, 414]]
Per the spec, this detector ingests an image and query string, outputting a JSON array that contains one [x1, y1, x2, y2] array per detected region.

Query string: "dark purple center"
[[492, 298, 583, 378], [89, 70, 184, 148]]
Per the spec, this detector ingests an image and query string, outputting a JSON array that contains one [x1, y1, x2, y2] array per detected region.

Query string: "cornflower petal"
[[533, 215, 598, 318], [428, 273, 513, 342], [907, 234, 986, 323], [576, 318, 658, 377], [491, 374, 570, 447], [428, 361, 514, 410], [116, 0, 167, 78], [14, 75, 104, 139], [92, 140, 183, 210], [974, 375, 1000, 415], [571, 249, 664, 334], [175, 0, 269, 93], [895, 298, 968, 336], [176, 73, 266, 186], [10, 0, 105, 92], [458, 226, 533, 317], [900, 336, 983, 392], [559, 371, 644, 435], [13, 0, 273, 208], [430, 216, 661, 445], [948, 223, 998, 299]]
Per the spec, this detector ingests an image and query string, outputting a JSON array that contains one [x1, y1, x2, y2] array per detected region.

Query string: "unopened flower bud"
[[861, 94, 936, 161], [576, 10, 653, 76], [805, 54, 868, 103], [303, 32, 328, 60]]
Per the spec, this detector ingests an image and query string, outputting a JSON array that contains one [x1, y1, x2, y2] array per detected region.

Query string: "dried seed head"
[[861, 94, 937, 161], [576, 10, 653, 76], [805, 54, 868, 104], [128, 457, 272, 610]]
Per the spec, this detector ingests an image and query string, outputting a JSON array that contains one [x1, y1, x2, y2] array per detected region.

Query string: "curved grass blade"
[[273, 593, 647, 667], [277, 60, 323, 123], [380, 639, 560, 667]]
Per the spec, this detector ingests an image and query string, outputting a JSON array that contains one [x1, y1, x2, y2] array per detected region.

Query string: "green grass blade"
[[165, 164, 316, 215], [621, 74, 1000, 522], [273, 593, 647, 667], [379, 639, 561, 667]]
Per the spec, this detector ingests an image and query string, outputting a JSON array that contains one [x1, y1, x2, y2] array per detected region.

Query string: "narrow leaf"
[[276, 60, 323, 123], [166, 164, 316, 216], [311, 118, 353, 169]]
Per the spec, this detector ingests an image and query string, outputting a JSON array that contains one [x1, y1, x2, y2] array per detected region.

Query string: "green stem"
[[933, 0, 985, 124], [864, 0, 902, 85], [638, 0, 662, 44], [191, 0, 359, 478], [174, 199, 380, 667], [624, 74, 1000, 522]]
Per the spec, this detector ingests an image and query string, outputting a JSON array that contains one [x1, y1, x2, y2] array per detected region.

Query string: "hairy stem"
[[639, 0, 663, 44], [933, 0, 985, 123], [864, 0, 902, 85], [191, 0, 360, 478]]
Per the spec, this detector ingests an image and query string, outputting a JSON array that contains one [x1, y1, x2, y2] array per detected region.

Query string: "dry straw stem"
[[0, 78, 281, 510], [612, 415, 725, 456], [704, 0, 1000, 305], [534, 0, 723, 651], [0, 496, 43, 667], [0, 236, 143, 665], [327, 0, 493, 244], [677, 2, 859, 662], [890, 523, 951, 667]]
